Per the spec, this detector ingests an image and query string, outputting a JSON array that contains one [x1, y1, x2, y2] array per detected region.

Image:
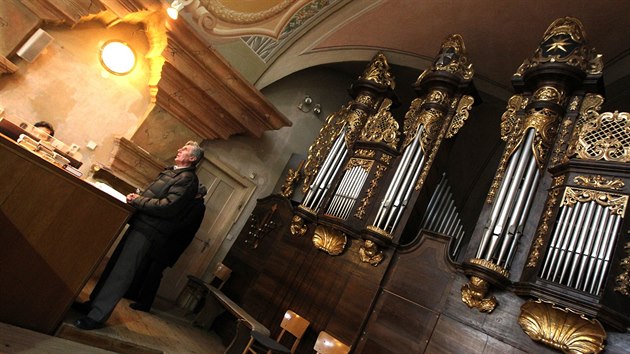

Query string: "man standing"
[[74, 141, 204, 330], [127, 183, 208, 312]]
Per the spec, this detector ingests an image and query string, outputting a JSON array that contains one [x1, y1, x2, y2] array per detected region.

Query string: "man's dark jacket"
[[129, 166, 199, 245], [149, 196, 206, 267]]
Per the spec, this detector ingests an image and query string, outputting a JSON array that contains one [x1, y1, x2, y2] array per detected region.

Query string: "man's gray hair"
[[186, 141, 204, 164]]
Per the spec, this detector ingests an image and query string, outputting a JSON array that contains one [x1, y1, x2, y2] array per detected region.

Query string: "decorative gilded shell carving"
[[312, 225, 347, 256], [518, 299, 606, 354]]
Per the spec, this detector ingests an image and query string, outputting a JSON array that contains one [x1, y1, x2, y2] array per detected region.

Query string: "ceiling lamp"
[[167, 0, 191, 20], [99, 40, 136, 75]]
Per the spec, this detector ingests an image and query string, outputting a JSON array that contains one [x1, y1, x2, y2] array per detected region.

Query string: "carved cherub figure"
[[359, 239, 383, 266]]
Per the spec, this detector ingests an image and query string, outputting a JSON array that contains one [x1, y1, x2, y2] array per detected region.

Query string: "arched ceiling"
[[182, 0, 630, 102]]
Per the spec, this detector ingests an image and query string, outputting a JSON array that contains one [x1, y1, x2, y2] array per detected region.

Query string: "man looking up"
[[74, 141, 204, 330], [126, 183, 208, 312]]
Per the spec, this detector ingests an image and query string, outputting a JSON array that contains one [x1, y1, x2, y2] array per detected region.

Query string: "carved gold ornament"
[[576, 111, 630, 163], [312, 225, 347, 256], [461, 276, 497, 313], [360, 52, 395, 90], [355, 164, 387, 220], [432, 34, 474, 80], [380, 153, 392, 165], [614, 241, 630, 297], [562, 186, 628, 216], [359, 239, 384, 266], [569, 96, 580, 111], [346, 158, 374, 172], [402, 98, 425, 149], [301, 104, 349, 193], [426, 89, 449, 106], [574, 175, 624, 191], [518, 299, 606, 354], [355, 149, 375, 159], [446, 95, 474, 138], [414, 107, 451, 191], [355, 93, 375, 107], [550, 119, 573, 167], [360, 98, 400, 149], [566, 94, 604, 159], [528, 177, 564, 267], [515, 17, 602, 76], [523, 107, 560, 170], [290, 215, 307, 237], [280, 160, 304, 198], [469, 258, 510, 278], [533, 86, 566, 105], [366, 225, 392, 239], [345, 108, 368, 148], [500, 95, 525, 142]]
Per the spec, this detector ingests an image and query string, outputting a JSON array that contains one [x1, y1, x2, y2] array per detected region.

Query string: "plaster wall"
[[0, 21, 151, 175], [204, 66, 355, 272]]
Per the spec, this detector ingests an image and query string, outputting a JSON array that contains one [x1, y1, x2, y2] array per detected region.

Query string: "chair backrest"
[[213, 263, 232, 289], [314, 331, 350, 354], [277, 310, 310, 353]]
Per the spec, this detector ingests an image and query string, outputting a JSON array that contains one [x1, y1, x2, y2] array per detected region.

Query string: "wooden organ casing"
[[220, 17, 630, 354]]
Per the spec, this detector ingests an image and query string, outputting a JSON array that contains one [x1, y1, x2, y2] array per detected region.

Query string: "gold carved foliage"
[[301, 104, 349, 193], [614, 242, 630, 297], [312, 225, 347, 256], [355, 164, 387, 220], [446, 95, 474, 138], [346, 158, 374, 172], [360, 52, 396, 90], [574, 175, 624, 191], [500, 95, 525, 141], [344, 108, 368, 148], [515, 17, 603, 76], [431, 34, 474, 80], [576, 111, 630, 163], [527, 176, 565, 267], [566, 94, 604, 159], [523, 107, 560, 170], [360, 98, 400, 149], [518, 299, 606, 354], [562, 187, 628, 216], [402, 97, 425, 149], [354, 149, 375, 159], [533, 86, 566, 105], [550, 118, 573, 167]]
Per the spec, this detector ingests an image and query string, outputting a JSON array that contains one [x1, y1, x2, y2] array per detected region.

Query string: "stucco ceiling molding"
[[158, 20, 291, 140], [0, 56, 18, 74], [184, 0, 311, 39], [20, 0, 105, 25]]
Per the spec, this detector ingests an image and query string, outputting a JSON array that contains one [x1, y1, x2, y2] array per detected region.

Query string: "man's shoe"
[[129, 302, 151, 312], [74, 317, 103, 330], [71, 301, 92, 315]]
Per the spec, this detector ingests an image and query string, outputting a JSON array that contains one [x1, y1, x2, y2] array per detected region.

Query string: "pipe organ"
[[225, 16, 630, 354], [420, 174, 467, 257], [294, 34, 476, 259]]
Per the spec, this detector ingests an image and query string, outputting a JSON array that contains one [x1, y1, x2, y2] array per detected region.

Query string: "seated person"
[[33, 121, 54, 141]]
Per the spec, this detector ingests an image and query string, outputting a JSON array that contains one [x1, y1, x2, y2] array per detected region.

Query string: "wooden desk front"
[[0, 136, 133, 334]]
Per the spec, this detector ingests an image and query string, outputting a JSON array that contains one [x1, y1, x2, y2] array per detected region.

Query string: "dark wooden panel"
[[425, 315, 527, 354], [385, 232, 456, 312], [0, 136, 133, 334], [356, 290, 437, 354]]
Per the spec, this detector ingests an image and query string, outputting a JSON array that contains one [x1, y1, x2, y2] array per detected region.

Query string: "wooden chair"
[[314, 331, 350, 354], [242, 310, 310, 354], [212, 262, 232, 290]]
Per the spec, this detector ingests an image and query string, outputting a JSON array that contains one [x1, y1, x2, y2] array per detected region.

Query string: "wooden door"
[[158, 157, 255, 301]]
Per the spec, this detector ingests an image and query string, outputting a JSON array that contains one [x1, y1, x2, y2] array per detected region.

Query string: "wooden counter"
[[0, 135, 133, 334]]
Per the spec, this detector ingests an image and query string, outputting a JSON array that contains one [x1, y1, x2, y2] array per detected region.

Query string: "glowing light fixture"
[[99, 40, 136, 75], [167, 0, 190, 20]]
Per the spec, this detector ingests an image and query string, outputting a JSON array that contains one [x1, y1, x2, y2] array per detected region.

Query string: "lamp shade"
[[99, 40, 136, 75]]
